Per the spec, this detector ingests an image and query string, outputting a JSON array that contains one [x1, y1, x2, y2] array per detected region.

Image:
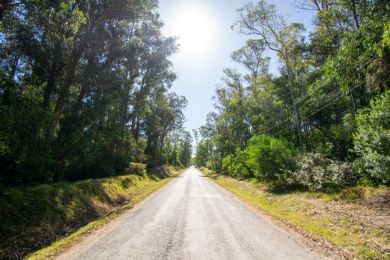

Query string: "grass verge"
[[201, 168, 390, 260], [0, 166, 183, 259]]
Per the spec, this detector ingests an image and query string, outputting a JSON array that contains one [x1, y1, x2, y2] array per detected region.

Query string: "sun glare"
[[165, 4, 217, 61]]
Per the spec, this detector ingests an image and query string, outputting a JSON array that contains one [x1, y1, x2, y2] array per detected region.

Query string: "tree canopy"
[[195, 0, 390, 189], [0, 0, 192, 185]]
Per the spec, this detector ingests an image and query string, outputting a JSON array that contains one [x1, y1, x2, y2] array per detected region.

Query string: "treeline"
[[195, 0, 389, 191], [0, 0, 192, 185]]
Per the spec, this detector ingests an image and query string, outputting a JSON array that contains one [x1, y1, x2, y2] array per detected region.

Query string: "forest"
[[194, 0, 390, 191], [0, 0, 389, 259], [0, 0, 193, 186]]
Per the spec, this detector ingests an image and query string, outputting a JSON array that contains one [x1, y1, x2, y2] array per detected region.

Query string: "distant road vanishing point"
[[58, 168, 321, 260]]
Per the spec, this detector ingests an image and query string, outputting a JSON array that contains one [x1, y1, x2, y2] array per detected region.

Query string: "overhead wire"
[[266, 80, 367, 135], [256, 55, 375, 135]]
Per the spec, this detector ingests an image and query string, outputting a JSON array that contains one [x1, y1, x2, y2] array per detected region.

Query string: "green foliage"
[[221, 151, 251, 179], [0, 169, 177, 259], [125, 162, 147, 176], [233, 149, 251, 178], [353, 90, 390, 184], [194, 141, 210, 167], [221, 154, 234, 175], [375, 21, 390, 57], [0, 0, 189, 185], [178, 131, 193, 167], [195, 0, 390, 190], [245, 135, 296, 181]]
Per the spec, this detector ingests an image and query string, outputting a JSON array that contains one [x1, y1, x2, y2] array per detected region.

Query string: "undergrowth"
[[0, 166, 182, 259]]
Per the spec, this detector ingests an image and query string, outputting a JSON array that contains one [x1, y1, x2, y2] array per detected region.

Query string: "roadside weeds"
[[1, 166, 183, 260]]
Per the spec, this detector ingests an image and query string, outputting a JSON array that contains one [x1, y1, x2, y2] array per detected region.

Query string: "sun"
[[164, 3, 217, 61]]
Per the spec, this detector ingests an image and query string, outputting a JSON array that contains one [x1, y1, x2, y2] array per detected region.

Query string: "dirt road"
[[59, 168, 320, 259]]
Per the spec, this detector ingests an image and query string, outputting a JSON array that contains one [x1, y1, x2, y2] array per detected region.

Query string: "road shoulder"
[[27, 170, 184, 260], [200, 168, 390, 259]]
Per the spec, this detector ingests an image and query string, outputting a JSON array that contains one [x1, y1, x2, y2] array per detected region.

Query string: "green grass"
[[201, 168, 390, 259], [0, 166, 183, 259]]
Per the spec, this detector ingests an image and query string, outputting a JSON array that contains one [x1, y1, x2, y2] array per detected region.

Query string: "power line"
[[257, 55, 374, 135], [291, 56, 374, 109], [268, 80, 366, 135]]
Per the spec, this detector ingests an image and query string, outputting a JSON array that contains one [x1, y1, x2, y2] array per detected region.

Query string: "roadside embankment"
[[0, 165, 182, 259], [201, 168, 390, 259]]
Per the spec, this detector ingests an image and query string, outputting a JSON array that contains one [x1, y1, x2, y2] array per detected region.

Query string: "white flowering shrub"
[[288, 153, 356, 191]]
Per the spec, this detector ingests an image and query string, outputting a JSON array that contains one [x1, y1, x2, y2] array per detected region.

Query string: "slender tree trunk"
[[348, 86, 357, 114], [45, 46, 84, 149], [130, 70, 149, 134], [71, 84, 87, 118], [120, 84, 131, 134], [350, 0, 360, 29], [43, 43, 62, 108], [120, 75, 136, 136], [286, 65, 304, 147], [335, 92, 346, 161], [3, 55, 19, 103], [9, 54, 19, 81]]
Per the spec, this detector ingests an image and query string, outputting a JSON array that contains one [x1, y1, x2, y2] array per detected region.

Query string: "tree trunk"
[[43, 43, 62, 107], [45, 46, 84, 149], [350, 0, 360, 29], [286, 65, 304, 147], [335, 95, 346, 161], [71, 84, 87, 118], [120, 75, 135, 136], [348, 86, 357, 114]]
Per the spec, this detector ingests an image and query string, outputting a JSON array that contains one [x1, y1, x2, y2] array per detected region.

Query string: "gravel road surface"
[[59, 167, 320, 260]]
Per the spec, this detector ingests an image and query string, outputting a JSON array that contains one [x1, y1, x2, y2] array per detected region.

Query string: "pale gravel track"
[[58, 168, 321, 260]]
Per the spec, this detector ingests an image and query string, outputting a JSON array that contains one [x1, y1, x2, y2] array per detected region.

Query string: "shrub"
[[353, 90, 390, 184], [221, 154, 234, 176], [221, 150, 251, 178], [245, 134, 296, 181], [287, 153, 357, 192], [125, 162, 147, 176], [232, 149, 251, 179]]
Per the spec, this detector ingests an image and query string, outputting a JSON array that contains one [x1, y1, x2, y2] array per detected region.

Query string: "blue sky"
[[158, 0, 316, 135]]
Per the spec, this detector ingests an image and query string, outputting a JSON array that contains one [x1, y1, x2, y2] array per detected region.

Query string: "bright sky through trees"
[[163, 2, 218, 61], [160, 0, 315, 135]]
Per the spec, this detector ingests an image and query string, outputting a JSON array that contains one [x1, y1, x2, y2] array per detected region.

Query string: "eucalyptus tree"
[[144, 91, 187, 166], [178, 131, 193, 167], [237, 1, 308, 147], [231, 39, 269, 85]]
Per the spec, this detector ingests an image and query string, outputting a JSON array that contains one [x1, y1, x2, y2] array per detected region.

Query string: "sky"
[[158, 0, 316, 136]]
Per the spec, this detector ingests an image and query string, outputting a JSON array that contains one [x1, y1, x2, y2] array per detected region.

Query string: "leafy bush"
[[221, 154, 234, 176], [233, 149, 251, 178], [245, 134, 296, 181], [287, 153, 357, 192], [125, 162, 147, 176], [221, 150, 251, 178], [353, 90, 390, 184]]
